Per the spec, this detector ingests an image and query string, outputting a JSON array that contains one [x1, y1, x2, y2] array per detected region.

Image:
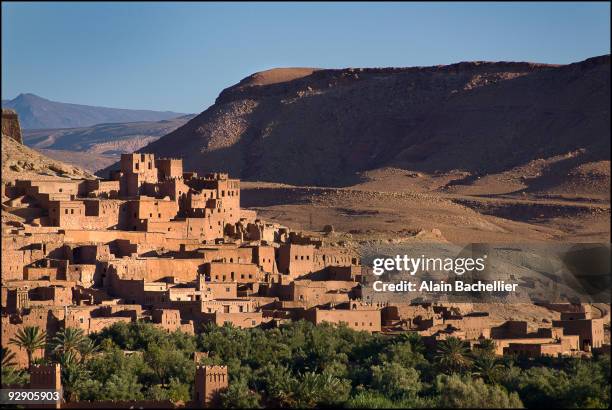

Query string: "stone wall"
[[1, 108, 23, 143]]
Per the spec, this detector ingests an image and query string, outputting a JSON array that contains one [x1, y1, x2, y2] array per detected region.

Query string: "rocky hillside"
[[2, 135, 94, 183], [138, 56, 610, 188], [2, 93, 186, 129]]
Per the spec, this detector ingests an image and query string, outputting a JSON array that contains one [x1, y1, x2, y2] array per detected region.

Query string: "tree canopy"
[[4, 321, 609, 408]]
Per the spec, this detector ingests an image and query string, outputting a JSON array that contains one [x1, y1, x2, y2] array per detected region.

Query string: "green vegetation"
[[1, 346, 28, 386], [8, 325, 47, 368], [1, 322, 609, 408]]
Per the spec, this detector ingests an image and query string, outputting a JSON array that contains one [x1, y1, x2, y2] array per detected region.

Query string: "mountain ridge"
[[2, 93, 187, 129], [22, 114, 195, 172], [134, 55, 609, 188]]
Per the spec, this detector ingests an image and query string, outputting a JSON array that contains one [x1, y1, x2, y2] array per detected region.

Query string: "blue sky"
[[2, 2, 610, 113]]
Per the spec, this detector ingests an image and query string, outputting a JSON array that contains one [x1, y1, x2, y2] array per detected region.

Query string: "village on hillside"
[[1, 108, 609, 408]]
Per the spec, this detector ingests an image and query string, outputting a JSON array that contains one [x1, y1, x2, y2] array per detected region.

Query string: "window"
[[65, 209, 69, 214], [251, 320, 256, 325]]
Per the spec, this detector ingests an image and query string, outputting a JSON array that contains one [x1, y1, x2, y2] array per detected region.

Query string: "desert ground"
[[241, 166, 610, 245], [242, 168, 610, 334]]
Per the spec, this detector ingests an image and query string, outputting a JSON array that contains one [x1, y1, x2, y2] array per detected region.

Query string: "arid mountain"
[[2, 93, 186, 129], [2, 135, 94, 183], [2, 109, 93, 182], [137, 56, 610, 191], [22, 115, 195, 172]]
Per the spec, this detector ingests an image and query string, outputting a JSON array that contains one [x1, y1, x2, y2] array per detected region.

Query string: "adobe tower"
[[193, 365, 228, 407]]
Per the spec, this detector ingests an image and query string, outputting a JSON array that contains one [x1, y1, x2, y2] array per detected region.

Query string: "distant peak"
[[15, 93, 47, 101]]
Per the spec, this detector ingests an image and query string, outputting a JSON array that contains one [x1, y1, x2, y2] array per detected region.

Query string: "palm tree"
[[293, 372, 326, 408], [1, 347, 17, 368], [58, 350, 89, 401], [49, 328, 86, 358], [1, 347, 24, 388], [477, 339, 497, 356], [1, 366, 25, 387], [394, 332, 425, 353], [77, 338, 100, 362], [9, 326, 47, 369], [434, 337, 472, 374], [472, 354, 504, 384]]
